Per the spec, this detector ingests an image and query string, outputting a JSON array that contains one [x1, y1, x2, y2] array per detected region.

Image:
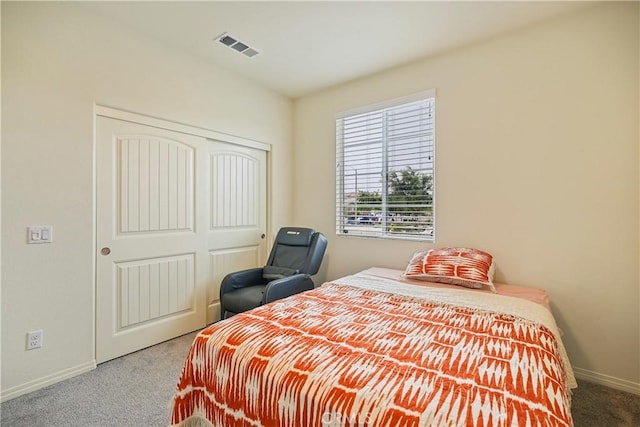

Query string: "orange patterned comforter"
[[171, 275, 575, 427]]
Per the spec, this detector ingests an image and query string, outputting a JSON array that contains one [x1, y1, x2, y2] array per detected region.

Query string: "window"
[[336, 90, 435, 241]]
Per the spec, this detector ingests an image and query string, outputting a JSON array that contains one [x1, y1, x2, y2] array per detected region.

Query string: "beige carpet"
[[571, 379, 640, 426], [2, 330, 639, 426]]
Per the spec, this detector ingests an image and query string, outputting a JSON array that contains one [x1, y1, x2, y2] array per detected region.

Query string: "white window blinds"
[[336, 92, 435, 240]]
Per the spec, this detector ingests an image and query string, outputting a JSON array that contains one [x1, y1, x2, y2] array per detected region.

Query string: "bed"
[[170, 265, 576, 427]]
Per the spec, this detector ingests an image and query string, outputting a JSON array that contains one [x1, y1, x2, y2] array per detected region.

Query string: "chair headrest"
[[276, 227, 315, 246]]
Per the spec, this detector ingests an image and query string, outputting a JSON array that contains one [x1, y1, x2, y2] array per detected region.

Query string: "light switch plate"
[[27, 226, 53, 244]]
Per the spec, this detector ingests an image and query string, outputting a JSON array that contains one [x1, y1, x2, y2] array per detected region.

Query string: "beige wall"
[[294, 3, 639, 391], [1, 2, 293, 399]]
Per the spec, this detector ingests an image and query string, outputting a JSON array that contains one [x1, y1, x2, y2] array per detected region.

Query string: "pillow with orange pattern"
[[402, 247, 496, 292]]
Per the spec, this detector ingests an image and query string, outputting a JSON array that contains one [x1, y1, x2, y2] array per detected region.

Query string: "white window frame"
[[335, 90, 436, 241]]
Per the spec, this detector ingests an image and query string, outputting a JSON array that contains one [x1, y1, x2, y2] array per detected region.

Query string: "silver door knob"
[[100, 247, 111, 256]]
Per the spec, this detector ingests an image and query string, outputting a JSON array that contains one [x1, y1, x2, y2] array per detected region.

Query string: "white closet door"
[[95, 115, 267, 363], [206, 141, 267, 323]]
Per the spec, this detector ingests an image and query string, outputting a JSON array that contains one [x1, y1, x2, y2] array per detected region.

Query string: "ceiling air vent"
[[217, 33, 259, 58]]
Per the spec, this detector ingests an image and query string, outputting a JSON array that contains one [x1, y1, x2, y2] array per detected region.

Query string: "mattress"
[[363, 267, 553, 311], [171, 269, 576, 426]]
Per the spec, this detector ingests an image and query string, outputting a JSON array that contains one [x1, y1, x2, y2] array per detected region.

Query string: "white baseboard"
[[1, 360, 637, 402], [0, 360, 96, 403], [573, 367, 640, 395]]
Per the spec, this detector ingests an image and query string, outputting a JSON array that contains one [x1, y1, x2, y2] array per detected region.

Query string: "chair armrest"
[[263, 273, 315, 304], [219, 267, 265, 299]]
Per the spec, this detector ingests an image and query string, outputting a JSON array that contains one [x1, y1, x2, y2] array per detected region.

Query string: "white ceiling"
[[80, 1, 592, 99]]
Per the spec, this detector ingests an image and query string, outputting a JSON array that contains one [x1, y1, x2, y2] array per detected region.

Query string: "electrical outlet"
[[26, 330, 43, 350]]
